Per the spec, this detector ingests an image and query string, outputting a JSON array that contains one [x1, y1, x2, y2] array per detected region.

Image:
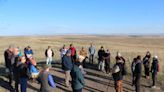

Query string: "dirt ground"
[[0, 61, 163, 92]]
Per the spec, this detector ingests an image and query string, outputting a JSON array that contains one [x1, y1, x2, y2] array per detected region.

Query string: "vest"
[[40, 71, 53, 92]]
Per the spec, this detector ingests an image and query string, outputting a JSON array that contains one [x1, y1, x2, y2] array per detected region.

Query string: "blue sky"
[[0, 0, 164, 36]]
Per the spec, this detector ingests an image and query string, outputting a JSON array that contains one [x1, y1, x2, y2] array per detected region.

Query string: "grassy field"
[[0, 35, 164, 81]]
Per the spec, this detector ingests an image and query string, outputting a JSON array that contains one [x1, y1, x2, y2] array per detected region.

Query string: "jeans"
[[98, 60, 105, 71], [65, 70, 71, 87], [20, 78, 28, 92], [46, 57, 53, 65], [89, 54, 94, 63]]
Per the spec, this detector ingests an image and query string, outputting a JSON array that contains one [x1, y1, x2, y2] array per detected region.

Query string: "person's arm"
[[93, 47, 96, 54], [45, 49, 47, 57], [77, 71, 85, 86], [31, 50, 34, 55], [52, 50, 54, 57], [48, 74, 56, 88]]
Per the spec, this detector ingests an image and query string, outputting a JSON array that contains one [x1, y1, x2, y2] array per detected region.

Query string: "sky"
[[0, 0, 164, 36]]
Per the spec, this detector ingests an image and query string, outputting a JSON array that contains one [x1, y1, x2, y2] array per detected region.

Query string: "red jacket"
[[70, 47, 76, 56]]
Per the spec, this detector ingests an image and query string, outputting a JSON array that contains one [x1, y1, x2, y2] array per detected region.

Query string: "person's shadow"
[[0, 66, 15, 91]]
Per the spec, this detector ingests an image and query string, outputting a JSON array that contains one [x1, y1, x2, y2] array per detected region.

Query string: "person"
[[18, 47, 23, 57], [71, 62, 85, 92], [69, 44, 76, 62], [150, 55, 159, 88], [98, 46, 105, 71], [112, 57, 124, 92], [28, 62, 39, 82], [88, 43, 96, 64], [143, 51, 151, 79], [62, 50, 73, 87], [39, 64, 56, 92], [79, 47, 88, 68], [76, 54, 86, 75], [45, 46, 54, 66], [12, 47, 21, 92], [24, 46, 33, 59], [115, 52, 127, 75], [17, 56, 29, 92], [133, 56, 142, 92], [103, 49, 111, 74], [4, 45, 15, 85], [59, 44, 67, 59], [131, 58, 137, 86], [115, 52, 125, 65]]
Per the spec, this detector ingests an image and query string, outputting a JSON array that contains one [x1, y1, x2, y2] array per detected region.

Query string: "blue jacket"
[[62, 55, 73, 71], [29, 64, 38, 73], [71, 65, 85, 90]]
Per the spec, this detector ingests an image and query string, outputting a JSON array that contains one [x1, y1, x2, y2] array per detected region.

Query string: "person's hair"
[[136, 55, 141, 60], [48, 46, 51, 48], [70, 44, 74, 47]]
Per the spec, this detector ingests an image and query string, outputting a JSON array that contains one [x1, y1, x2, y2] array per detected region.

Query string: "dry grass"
[[0, 35, 164, 80]]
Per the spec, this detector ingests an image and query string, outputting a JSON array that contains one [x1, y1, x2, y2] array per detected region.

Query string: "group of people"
[[4, 45, 56, 92], [4, 43, 160, 92], [112, 51, 159, 92], [130, 51, 159, 92]]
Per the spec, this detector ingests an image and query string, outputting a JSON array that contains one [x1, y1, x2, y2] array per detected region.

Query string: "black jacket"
[[4, 49, 13, 68], [134, 60, 142, 79], [112, 63, 124, 81], [98, 49, 105, 61]]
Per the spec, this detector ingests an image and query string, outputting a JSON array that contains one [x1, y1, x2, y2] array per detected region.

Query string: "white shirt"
[[47, 49, 53, 58]]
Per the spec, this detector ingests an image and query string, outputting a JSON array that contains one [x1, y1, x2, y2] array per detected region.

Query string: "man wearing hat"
[[62, 50, 73, 87]]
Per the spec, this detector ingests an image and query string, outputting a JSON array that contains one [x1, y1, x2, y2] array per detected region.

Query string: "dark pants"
[[7, 67, 13, 84], [89, 54, 94, 63], [13, 70, 19, 92], [134, 77, 140, 92], [82, 58, 87, 68], [144, 66, 150, 77], [105, 60, 110, 74], [73, 88, 82, 92], [152, 72, 157, 86], [20, 78, 28, 92]]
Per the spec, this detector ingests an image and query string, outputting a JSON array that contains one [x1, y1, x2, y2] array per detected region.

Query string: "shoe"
[[151, 86, 156, 88]]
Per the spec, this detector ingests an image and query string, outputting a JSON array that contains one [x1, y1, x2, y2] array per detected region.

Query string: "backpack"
[[157, 63, 159, 72]]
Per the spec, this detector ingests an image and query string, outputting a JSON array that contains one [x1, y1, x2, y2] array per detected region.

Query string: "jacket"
[[134, 60, 142, 79], [45, 49, 54, 57], [112, 63, 124, 81], [79, 49, 87, 57], [4, 49, 13, 68], [88, 46, 95, 55], [70, 47, 76, 56], [98, 49, 105, 61], [39, 71, 56, 92], [151, 58, 158, 75], [62, 55, 73, 71], [71, 65, 85, 90]]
